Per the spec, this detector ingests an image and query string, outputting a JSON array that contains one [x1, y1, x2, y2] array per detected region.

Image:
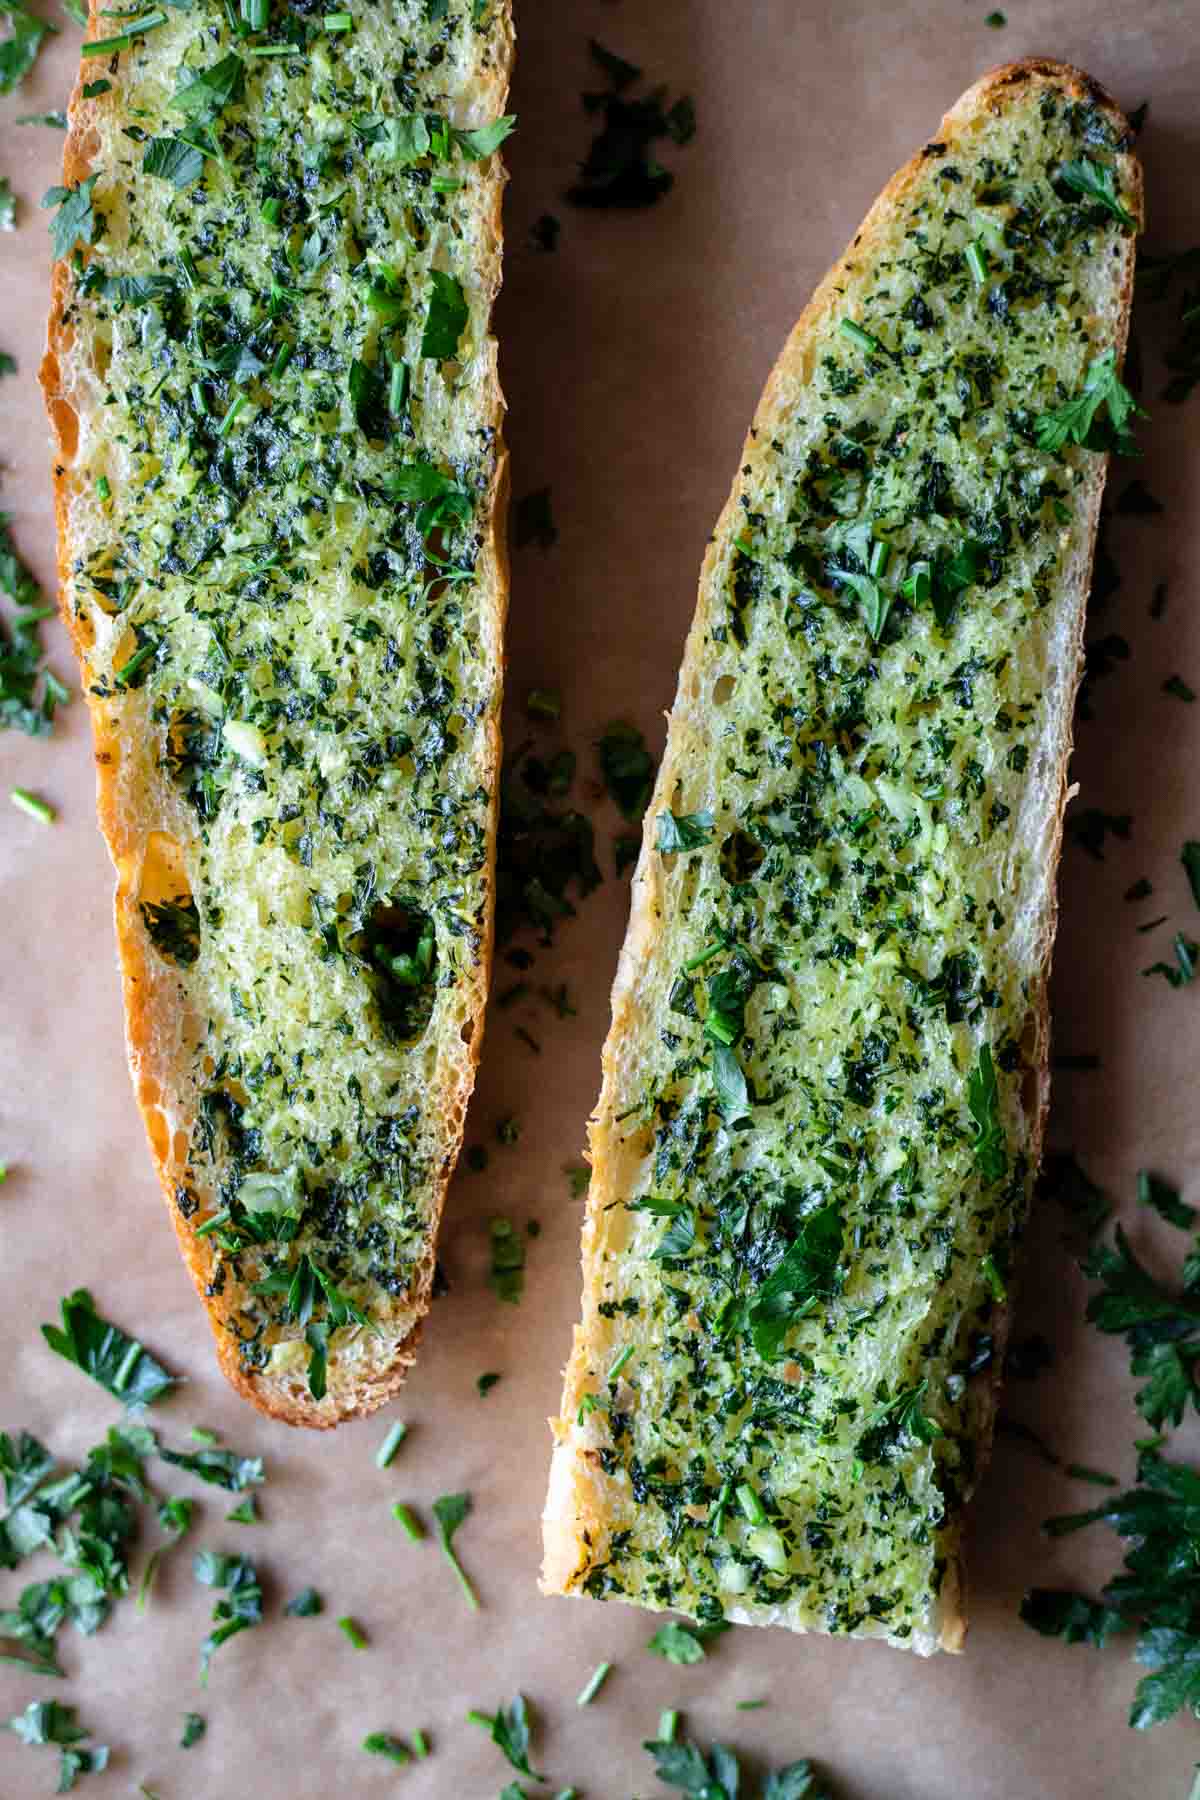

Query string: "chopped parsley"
[[5, 1701, 108, 1791], [41, 1289, 175, 1407], [467, 1694, 542, 1780], [567, 40, 696, 209], [194, 1551, 263, 1679], [1034, 349, 1145, 455]]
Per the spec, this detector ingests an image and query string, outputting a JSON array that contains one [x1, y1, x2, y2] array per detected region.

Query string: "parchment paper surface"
[[2, 2, 1199, 1794]]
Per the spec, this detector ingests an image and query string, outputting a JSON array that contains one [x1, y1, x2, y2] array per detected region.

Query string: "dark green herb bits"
[[58, 0, 509, 1394], [553, 83, 1134, 1650]]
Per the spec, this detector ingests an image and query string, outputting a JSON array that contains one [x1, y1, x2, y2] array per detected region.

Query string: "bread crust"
[[41, 1, 514, 1427], [542, 57, 1141, 1648]]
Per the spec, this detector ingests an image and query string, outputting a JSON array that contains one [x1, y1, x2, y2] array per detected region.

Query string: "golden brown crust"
[[543, 56, 1141, 1647], [41, 1, 514, 1427]]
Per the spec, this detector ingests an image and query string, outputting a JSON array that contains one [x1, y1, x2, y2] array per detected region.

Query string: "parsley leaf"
[[647, 1620, 709, 1664], [748, 1199, 843, 1359], [833, 566, 889, 640], [657, 809, 714, 853], [1081, 1226, 1200, 1428], [41, 1289, 176, 1406], [160, 1444, 264, 1491], [0, 0, 56, 97], [1034, 349, 1146, 456], [454, 114, 516, 159], [710, 1040, 750, 1125], [966, 1042, 1006, 1183], [1142, 932, 1199, 987], [470, 1695, 542, 1780], [170, 51, 244, 126], [1058, 156, 1137, 230], [420, 269, 468, 362], [193, 1551, 262, 1679], [284, 1586, 322, 1617], [432, 1491, 478, 1610], [6, 1700, 108, 1791], [1020, 1588, 1125, 1647], [41, 174, 100, 261]]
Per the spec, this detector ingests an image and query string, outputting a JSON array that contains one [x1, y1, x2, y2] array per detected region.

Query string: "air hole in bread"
[[713, 674, 735, 706], [719, 829, 765, 885]]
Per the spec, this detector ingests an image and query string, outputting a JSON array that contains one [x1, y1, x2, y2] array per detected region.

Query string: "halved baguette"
[[41, 0, 513, 1424], [543, 60, 1140, 1649]]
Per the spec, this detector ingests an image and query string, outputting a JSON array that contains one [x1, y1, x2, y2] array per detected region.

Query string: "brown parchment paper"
[[2, 3, 1200, 1794]]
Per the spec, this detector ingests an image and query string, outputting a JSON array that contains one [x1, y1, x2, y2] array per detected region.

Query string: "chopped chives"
[[244, 0, 268, 24], [683, 938, 727, 973], [964, 239, 989, 284], [247, 42, 300, 55], [1065, 1463, 1119, 1487], [194, 1209, 230, 1237], [388, 356, 409, 415], [980, 1252, 1007, 1301], [867, 538, 890, 577], [96, 473, 111, 499], [391, 1503, 423, 1541], [735, 1481, 766, 1525], [189, 1426, 218, 1445], [114, 640, 156, 686], [410, 1730, 429, 1759], [323, 9, 351, 25], [337, 1616, 368, 1649], [217, 393, 247, 438], [607, 1344, 635, 1382], [270, 342, 293, 379], [576, 1662, 612, 1706], [11, 789, 56, 824], [362, 1733, 407, 1763], [838, 317, 886, 357], [736, 1699, 767, 1711], [81, 8, 168, 52], [376, 1420, 407, 1467], [658, 1709, 679, 1744]]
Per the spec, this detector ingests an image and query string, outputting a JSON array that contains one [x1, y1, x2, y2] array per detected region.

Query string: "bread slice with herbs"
[[542, 60, 1141, 1650], [41, 0, 513, 1425]]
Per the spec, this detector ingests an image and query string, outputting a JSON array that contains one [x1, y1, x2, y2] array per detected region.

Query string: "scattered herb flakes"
[[0, 177, 15, 229], [984, 7, 1006, 23], [1114, 478, 1164, 515], [160, 1444, 264, 1492], [391, 1502, 423, 1540], [432, 1491, 478, 1610], [226, 1495, 259, 1524], [194, 1550, 263, 1679], [1138, 1170, 1196, 1232], [180, 1712, 206, 1749], [1142, 933, 1199, 987], [496, 738, 602, 946], [363, 1732, 409, 1764], [597, 720, 655, 820], [1125, 877, 1154, 902], [1163, 674, 1196, 702], [5, 1700, 108, 1791], [477, 1371, 501, 1398], [284, 1586, 322, 1617], [338, 1614, 368, 1649], [41, 1289, 175, 1406], [1039, 1149, 1111, 1240], [468, 1694, 542, 1780], [564, 1163, 589, 1199], [1, 525, 70, 736], [1067, 1463, 1120, 1488], [569, 40, 696, 209], [614, 832, 640, 877], [1067, 807, 1132, 859], [489, 1216, 526, 1304], [529, 211, 560, 252], [514, 487, 558, 550]]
